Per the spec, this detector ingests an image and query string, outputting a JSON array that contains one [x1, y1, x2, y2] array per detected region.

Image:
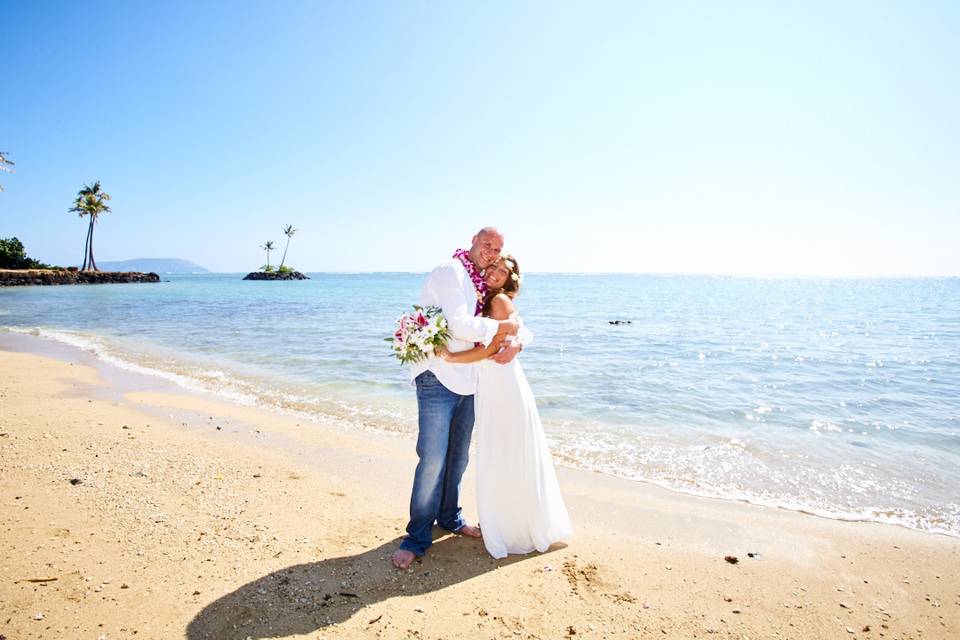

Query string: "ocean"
[[2, 273, 958, 536]]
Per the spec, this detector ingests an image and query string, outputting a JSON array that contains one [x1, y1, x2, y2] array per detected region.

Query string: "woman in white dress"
[[440, 255, 572, 559]]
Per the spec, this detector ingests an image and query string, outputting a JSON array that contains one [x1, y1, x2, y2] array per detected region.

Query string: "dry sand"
[[2, 336, 958, 639]]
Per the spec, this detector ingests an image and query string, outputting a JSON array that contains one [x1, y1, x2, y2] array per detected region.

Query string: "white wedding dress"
[[475, 358, 572, 559]]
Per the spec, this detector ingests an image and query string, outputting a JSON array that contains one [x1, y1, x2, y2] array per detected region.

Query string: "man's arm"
[[515, 321, 533, 348], [490, 318, 533, 364], [444, 295, 515, 362]]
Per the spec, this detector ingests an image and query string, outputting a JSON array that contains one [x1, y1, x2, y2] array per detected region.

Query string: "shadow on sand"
[[186, 532, 537, 639]]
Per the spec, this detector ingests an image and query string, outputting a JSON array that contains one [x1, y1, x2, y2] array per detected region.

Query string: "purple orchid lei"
[[453, 248, 487, 316]]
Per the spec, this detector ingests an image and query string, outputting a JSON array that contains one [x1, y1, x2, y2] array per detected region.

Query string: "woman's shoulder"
[[489, 293, 516, 317]]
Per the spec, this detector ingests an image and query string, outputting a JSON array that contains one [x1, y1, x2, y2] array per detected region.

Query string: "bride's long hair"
[[482, 254, 522, 316]]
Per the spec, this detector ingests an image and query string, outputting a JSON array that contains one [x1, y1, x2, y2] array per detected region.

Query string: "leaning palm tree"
[[261, 240, 275, 270], [69, 181, 112, 271], [0, 152, 13, 192], [278, 224, 297, 270]]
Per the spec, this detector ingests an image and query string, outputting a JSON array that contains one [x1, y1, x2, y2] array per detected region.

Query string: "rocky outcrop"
[[242, 271, 309, 280], [0, 269, 161, 287]]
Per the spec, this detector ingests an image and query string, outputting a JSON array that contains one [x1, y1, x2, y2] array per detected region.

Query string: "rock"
[[242, 271, 309, 281], [69, 478, 83, 485], [0, 269, 160, 287], [724, 555, 739, 564]]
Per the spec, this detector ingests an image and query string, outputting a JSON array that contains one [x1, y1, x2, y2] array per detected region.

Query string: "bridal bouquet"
[[387, 305, 450, 364]]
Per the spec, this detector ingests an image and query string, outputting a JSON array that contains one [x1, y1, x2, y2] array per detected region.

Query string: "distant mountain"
[[97, 258, 209, 273]]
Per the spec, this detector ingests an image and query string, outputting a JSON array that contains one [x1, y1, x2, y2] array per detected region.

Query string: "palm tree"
[[279, 224, 297, 270], [261, 240, 275, 270], [69, 181, 112, 271], [0, 152, 13, 192]]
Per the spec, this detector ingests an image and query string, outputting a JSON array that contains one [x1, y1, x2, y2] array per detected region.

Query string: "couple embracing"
[[391, 227, 572, 570]]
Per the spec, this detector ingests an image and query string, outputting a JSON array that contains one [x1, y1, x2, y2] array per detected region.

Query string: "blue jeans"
[[399, 370, 475, 556]]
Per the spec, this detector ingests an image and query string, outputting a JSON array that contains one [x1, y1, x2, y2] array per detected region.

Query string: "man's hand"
[[490, 341, 522, 364], [499, 316, 520, 336]]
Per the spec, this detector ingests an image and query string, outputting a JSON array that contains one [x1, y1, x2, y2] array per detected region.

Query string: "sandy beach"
[[2, 334, 958, 639]]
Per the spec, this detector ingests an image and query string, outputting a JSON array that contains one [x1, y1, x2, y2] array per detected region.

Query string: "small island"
[[243, 270, 309, 281], [243, 225, 309, 281]]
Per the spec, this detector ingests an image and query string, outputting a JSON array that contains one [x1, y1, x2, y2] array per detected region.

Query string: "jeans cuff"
[[399, 538, 428, 557], [440, 520, 467, 534]]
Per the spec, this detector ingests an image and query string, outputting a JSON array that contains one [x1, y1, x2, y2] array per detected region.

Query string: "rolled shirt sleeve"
[[430, 264, 499, 347], [516, 323, 534, 348]]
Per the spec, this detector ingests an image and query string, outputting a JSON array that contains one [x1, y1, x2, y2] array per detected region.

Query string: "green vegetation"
[[261, 240, 276, 271], [279, 224, 297, 270], [0, 152, 13, 192], [0, 237, 60, 270], [252, 226, 301, 275], [69, 181, 112, 271]]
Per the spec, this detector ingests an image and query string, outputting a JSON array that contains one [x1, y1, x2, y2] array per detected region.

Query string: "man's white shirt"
[[409, 259, 531, 395]]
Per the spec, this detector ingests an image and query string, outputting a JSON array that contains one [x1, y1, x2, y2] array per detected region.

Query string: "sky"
[[2, 1, 958, 275]]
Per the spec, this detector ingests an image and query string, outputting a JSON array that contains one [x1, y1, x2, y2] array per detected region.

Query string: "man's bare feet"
[[391, 548, 416, 570], [458, 524, 482, 538]]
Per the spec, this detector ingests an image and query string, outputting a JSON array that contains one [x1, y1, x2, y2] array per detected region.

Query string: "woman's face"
[[484, 258, 511, 289]]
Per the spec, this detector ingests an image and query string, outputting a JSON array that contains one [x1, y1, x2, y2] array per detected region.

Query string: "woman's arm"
[[439, 295, 516, 364], [440, 334, 506, 364]]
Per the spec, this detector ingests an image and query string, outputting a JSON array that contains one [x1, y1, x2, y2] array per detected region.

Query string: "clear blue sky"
[[2, 1, 958, 275]]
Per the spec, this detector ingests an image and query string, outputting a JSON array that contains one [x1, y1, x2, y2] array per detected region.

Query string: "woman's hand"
[[435, 346, 451, 361]]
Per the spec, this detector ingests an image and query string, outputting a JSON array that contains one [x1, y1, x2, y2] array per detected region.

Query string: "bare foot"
[[391, 548, 416, 570], [458, 524, 482, 538]]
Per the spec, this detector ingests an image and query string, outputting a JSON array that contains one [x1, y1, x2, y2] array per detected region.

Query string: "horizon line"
[[167, 270, 960, 279]]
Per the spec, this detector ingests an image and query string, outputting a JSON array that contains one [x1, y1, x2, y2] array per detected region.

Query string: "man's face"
[[469, 231, 504, 269]]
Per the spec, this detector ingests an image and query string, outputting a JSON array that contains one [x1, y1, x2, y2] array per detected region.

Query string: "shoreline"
[[2, 335, 959, 638], [3, 327, 956, 540]]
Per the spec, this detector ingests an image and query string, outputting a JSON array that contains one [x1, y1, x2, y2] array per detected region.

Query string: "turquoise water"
[[3, 273, 959, 535]]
